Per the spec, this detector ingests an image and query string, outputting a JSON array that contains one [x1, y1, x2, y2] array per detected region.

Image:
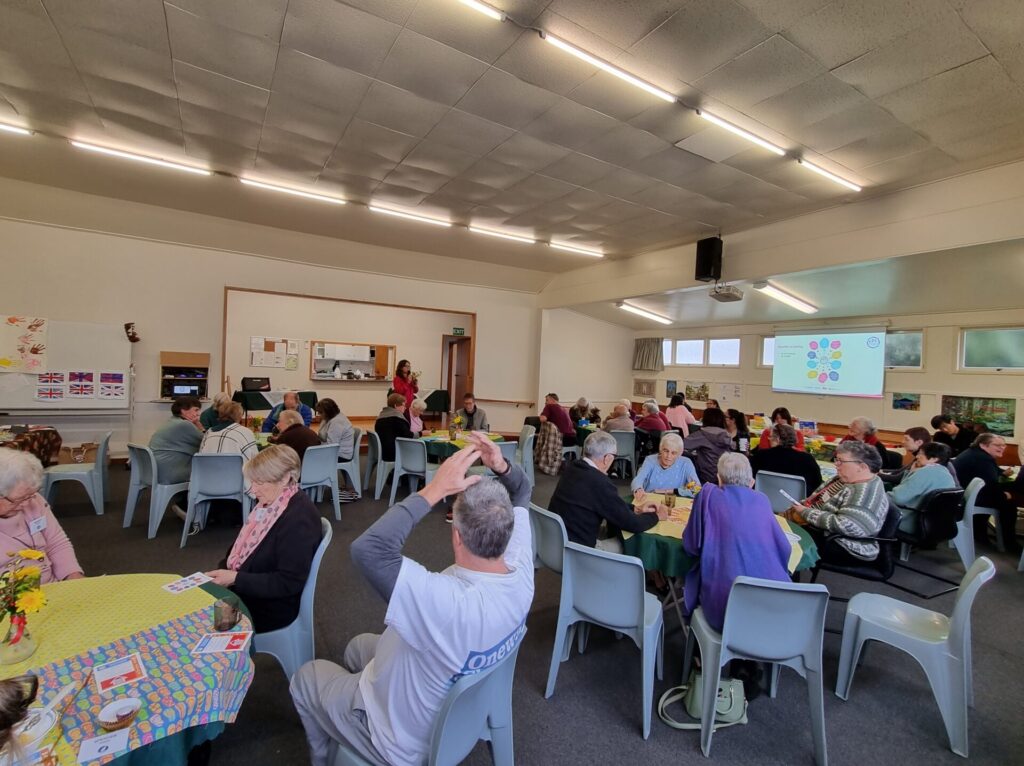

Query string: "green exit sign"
[[453, 327, 465, 336]]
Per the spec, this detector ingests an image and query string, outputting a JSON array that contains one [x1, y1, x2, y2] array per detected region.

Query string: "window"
[[885, 331, 923, 368], [961, 327, 1024, 370], [662, 339, 673, 366], [761, 337, 775, 367], [674, 339, 704, 365], [708, 338, 741, 366]]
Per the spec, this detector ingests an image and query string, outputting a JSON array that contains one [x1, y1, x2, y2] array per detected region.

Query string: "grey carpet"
[[49, 465, 1024, 766]]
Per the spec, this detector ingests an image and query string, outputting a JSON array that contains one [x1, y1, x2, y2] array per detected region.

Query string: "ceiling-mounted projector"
[[709, 284, 744, 303]]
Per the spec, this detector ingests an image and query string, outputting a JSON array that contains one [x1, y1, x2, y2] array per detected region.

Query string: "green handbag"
[[658, 669, 748, 731]]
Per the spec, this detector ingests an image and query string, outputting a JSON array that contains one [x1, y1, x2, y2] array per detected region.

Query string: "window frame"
[[884, 329, 925, 372], [671, 338, 706, 366], [957, 325, 1024, 374], [758, 336, 775, 369], [706, 337, 742, 367]]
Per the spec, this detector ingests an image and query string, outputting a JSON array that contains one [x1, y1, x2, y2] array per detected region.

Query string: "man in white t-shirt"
[[290, 432, 534, 766]]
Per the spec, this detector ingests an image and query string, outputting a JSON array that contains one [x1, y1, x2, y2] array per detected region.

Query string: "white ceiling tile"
[[591, 198, 648, 223], [521, 99, 619, 151], [487, 134, 571, 172], [458, 157, 532, 190], [404, 0, 522, 64], [164, 0, 288, 41], [383, 164, 452, 194], [560, 187, 616, 212], [425, 110, 515, 156], [673, 162, 763, 195], [83, 75, 180, 124], [674, 127, 754, 162], [354, 81, 449, 138], [956, 0, 1024, 55], [749, 74, 869, 132], [627, 147, 711, 185], [792, 101, 904, 152], [281, 0, 401, 77], [257, 125, 335, 166], [174, 61, 269, 124], [694, 35, 825, 108], [315, 170, 380, 202], [541, 153, 615, 186], [263, 93, 350, 147], [507, 174, 577, 203], [493, 29, 598, 96], [166, 5, 279, 89], [0, 55, 92, 104], [0, 4, 76, 69], [61, 31, 176, 96], [178, 101, 262, 146], [402, 140, 480, 176], [858, 146, 958, 185], [92, 113, 183, 153], [436, 177, 501, 203], [732, 0, 833, 33], [547, 0, 684, 49], [376, 29, 489, 107], [488, 189, 542, 215], [369, 182, 431, 207], [589, 167, 658, 197], [0, 85, 102, 132], [938, 121, 1024, 162], [909, 96, 1024, 145], [629, 101, 705, 144], [567, 70, 669, 122], [455, 68, 561, 129], [339, 0, 417, 24], [827, 127, 932, 169], [252, 152, 324, 183], [271, 49, 372, 113], [337, 119, 419, 162], [579, 124, 670, 167], [44, 0, 170, 53], [182, 131, 257, 167], [324, 147, 398, 180], [624, 182, 702, 214]]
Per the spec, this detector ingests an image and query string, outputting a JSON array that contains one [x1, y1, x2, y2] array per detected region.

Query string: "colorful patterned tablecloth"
[[5, 574, 254, 766], [0, 426, 63, 466], [419, 432, 503, 459]]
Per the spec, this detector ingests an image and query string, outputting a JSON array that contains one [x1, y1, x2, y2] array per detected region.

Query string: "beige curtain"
[[632, 338, 664, 372]]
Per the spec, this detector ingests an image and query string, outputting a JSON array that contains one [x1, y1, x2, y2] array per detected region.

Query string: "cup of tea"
[[213, 596, 241, 632], [664, 493, 676, 509]]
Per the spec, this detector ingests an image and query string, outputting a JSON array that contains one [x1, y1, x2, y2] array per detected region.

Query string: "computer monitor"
[[173, 384, 200, 396]]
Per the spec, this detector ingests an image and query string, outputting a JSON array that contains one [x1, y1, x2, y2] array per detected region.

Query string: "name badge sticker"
[[28, 515, 47, 535]]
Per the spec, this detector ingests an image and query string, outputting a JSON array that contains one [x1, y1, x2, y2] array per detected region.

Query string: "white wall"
[[638, 308, 1024, 441], [538, 308, 634, 417]]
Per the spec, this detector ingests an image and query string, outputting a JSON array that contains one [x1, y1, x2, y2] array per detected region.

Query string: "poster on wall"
[[35, 386, 63, 401], [684, 382, 709, 401], [715, 383, 742, 404], [941, 395, 1016, 437], [892, 392, 921, 411], [666, 380, 677, 398], [250, 336, 299, 369], [0, 316, 47, 373], [633, 379, 656, 398]]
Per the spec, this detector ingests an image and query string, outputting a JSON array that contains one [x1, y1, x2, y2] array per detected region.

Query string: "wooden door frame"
[[440, 334, 474, 409]]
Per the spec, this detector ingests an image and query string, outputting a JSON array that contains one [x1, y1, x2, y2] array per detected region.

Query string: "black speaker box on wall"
[[695, 236, 722, 282]]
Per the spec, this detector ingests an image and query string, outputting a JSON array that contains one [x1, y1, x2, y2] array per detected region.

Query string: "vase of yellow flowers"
[[0, 549, 47, 665], [448, 413, 464, 441]]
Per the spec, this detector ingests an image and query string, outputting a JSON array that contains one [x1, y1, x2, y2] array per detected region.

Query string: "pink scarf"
[[227, 483, 299, 570]]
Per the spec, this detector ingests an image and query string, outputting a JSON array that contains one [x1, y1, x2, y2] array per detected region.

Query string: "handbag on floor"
[[658, 669, 748, 731]]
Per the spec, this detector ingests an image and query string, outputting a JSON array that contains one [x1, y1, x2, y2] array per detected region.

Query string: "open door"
[[447, 337, 472, 405]]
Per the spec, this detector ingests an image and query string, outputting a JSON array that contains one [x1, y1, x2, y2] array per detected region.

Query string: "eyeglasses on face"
[[0, 491, 36, 507], [833, 458, 864, 465]]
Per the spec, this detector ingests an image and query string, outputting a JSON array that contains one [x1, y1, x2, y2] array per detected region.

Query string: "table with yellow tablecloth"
[[420, 431, 503, 459]]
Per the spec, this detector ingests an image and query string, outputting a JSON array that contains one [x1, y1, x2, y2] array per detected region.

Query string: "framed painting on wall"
[[940, 395, 1016, 437], [666, 380, 677, 397], [633, 379, 656, 398]]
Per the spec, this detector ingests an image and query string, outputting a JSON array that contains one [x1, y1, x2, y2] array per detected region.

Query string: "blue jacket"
[[262, 402, 314, 432]]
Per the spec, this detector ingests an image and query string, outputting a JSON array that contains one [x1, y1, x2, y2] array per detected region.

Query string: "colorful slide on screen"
[[772, 332, 886, 398]]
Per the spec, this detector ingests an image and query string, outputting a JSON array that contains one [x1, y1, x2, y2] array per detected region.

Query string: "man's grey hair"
[[643, 401, 659, 415], [717, 452, 752, 486], [612, 404, 627, 417], [452, 479, 514, 559], [836, 439, 882, 472], [660, 432, 684, 452], [850, 416, 876, 435], [0, 449, 44, 496], [278, 409, 303, 428], [583, 430, 617, 460], [973, 432, 1004, 449]]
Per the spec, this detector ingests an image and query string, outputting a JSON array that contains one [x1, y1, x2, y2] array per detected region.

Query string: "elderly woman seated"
[[788, 440, 888, 567], [569, 397, 600, 424], [750, 423, 823, 494], [631, 432, 700, 499], [0, 450, 83, 583], [889, 442, 956, 535], [205, 445, 323, 633], [840, 416, 888, 464], [682, 453, 792, 633]]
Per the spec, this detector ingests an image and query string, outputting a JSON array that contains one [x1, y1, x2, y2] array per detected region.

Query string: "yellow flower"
[[17, 549, 44, 561], [15, 589, 46, 614], [15, 566, 41, 581]]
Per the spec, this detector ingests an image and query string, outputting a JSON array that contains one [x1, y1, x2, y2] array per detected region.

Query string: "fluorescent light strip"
[[369, 205, 451, 227], [457, 0, 505, 21], [469, 226, 536, 244], [619, 302, 672, 325], [0, 123, 33, 136], [70, 140, 211, 176], [550, 241, 604, 258], [697, 110, 785, 156], [542, 33, 676, 103], [798, 159, 861, 192], [240, 178, 346, 205], [753, 282, 818, 314]]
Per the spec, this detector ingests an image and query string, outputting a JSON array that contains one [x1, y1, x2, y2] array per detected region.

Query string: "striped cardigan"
[[804, 476, 888, 559]]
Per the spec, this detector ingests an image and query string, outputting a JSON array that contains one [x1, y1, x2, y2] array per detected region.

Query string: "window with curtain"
[[632, 337, 665, 371]]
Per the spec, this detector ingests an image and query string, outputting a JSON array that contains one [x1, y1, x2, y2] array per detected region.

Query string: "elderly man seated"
[[602, 404, 635, 433], [631, 432, 700, 498], [262, 391, 314, 433]]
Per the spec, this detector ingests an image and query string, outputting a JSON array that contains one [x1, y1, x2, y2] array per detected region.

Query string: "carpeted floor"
[[50, 464, 1024, 766]]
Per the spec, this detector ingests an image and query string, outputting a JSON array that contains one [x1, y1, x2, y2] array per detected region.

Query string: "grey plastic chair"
[[515, 424, 536, 465], [43, 431, 111, 515], [518, 433, 536, 487], [546, 541, 664, 739], [529, 503, 567, 575], [469, 440, 519, 476], [609, 430, 636, 477], [363, 431, 395, 501], [336, 427, 362, 498], [955, 478, 1003, 565], [835, 557, 996, 758], [754, 470, 808, 514], [682, 577, 830, 764], [254, 517, 333, 680], [331, 642, 523, 766], [389, 438, 437, 506], [123, 443, 190, 539], [300, 443, 342, 520], [180, 453, 253, 548]]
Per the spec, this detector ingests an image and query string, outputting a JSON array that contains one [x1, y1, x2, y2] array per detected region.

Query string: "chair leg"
[[180, 491, 199, 548], [79, 476, 100, 517], [806, 667, 829, 766], [576, 622, 591, 654], [545, 616, 573, 699], [899, 542, 910, 562], [375, 463, 393, 501], [834, 613, 863, 701], [656, 624, 664, 681], [953, 522, 975, 570], [920, 652, 969, 757], [489, 723, 514, 766], [330, 477, 341, 521], [389, 469, 401, 506], [92, 470, 105, 515], [123, 482, 143, 528], [149, 486, 172, 539], [641, 628, 659, 739], [698, 638, 723, 757], [770, 663, 781, 698]]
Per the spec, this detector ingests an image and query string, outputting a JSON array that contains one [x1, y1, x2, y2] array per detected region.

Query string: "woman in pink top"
[[665, 394, 694, 436], [0, 450, 84, 583]]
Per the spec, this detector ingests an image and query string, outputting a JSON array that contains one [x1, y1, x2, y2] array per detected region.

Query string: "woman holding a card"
[[204, 445, 321, 633]]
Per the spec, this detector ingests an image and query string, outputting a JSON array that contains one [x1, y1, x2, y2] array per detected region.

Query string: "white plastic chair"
[[254, 517, 333, 680], [546, 541, 664, 739], [469, 440, 518, 477], [610, 430, 636, 477], [336, 427, 362, 498], [682, 577, 830, 764], [364, 431, 395, 501], [180, 453, 253, 548], [956, 477, 1004, 562], [515, 424, 536, 465], [389, 438, 437, 506], [123, 443, 190, 539], [518, 433, 536, 487], [836, 556, 995, 757], [43, 431, 112, 515], [300, 444, 342, 520], [754, 470, 808, 514], [331, 643, 523, 766]]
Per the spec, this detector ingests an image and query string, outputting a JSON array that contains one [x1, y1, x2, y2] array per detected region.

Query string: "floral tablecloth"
[[0, 426, 63, 466]]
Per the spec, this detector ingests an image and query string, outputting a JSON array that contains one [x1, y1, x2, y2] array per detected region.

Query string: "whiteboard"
[[0, 321, 132, 410]]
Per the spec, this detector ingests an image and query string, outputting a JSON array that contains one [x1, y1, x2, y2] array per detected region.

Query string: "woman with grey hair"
[[841, 416, 888, 464], [0, 450, 83, 583], [788, 440, 888, 565], [631, 432, 701, 498], [569, 397, 600, 424]]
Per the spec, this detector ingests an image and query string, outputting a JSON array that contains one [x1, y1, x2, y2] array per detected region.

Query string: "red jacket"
[[758, 427, 806, 451], [391, 375, 418, 404]]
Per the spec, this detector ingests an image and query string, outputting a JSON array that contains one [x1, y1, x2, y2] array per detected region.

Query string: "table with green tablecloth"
[[575, 424, 598, 446], [419, 432, 503, 460]]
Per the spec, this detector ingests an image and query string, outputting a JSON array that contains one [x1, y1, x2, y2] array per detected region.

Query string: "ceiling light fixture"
[[0, 123, 33, 136], [542, 33, 676, 103], [457, 0, 505, 21], [617, 302, 672, 325], [797, 159, 861, 192], [70, 140, 211, 176], [550, 241, 604, 258], [240, 178, 346, 205], [696, 110, 785, 156], [469, 226, 536, 244], [752, 281, 818, 314], [369, 205, 451, 227]]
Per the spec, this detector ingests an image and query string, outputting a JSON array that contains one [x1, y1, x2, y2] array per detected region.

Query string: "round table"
[[420, 432, 503, 460], [575, 424, 598, 446], [6, 574, 254, 766]]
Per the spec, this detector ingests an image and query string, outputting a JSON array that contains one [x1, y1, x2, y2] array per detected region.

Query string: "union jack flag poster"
[[35, 386, 63, 401], [68, 371, 94, 383], [100, 371, 125, 384], [68, 383, 95, 398], [37, 371, 64, 384], [98, 384, 126, 399]]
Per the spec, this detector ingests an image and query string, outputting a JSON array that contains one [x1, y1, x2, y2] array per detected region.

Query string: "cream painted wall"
[[539, 308, 634, 418], [637, 308, 1024, 441]]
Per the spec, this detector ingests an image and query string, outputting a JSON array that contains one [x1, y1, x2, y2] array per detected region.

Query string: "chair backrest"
[[299, 518, 334, 626], [754, 471, 808, 514], [496, 440, 518, 463], [190, 453, 244, 496], [720, 577, 829, 666], [395, 437, 427, 473], [564, 542, 646, 631], [96, 431, 113, 468], [872, 498, 902, 579], [428, 642, 523, 766], [523, 416, 542, 430], [609, 430, 635, 459], [917, 488, 965, 544], [962, 476, 985, 514], [948, 556, 995, 655], [127, 443, 157, 486], [517, 423, 536, 445], [301, 444, 341, 484], [529, 503, 568, 574], [883, 449, 903, 470], [366, 430, 381, 463], [520, 433, 535, 464], [343, 427, 362, 464]]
